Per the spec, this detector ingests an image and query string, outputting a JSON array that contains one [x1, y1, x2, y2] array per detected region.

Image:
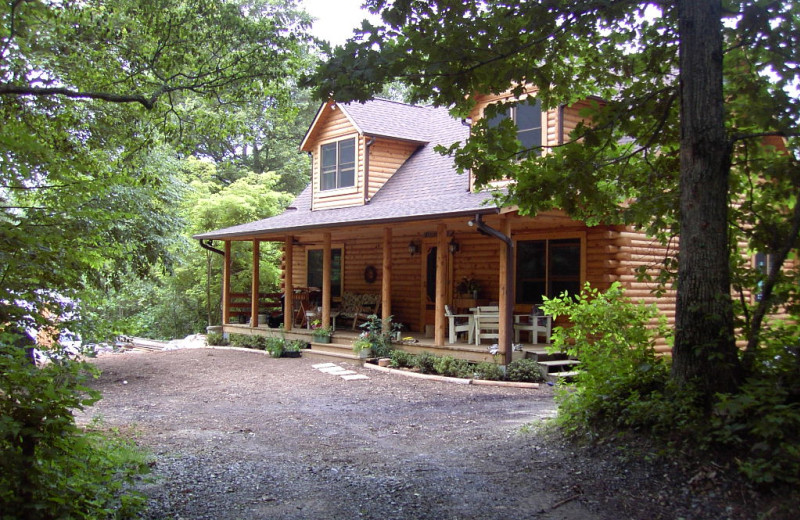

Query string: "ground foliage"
[[0, 346, 151, 519], [544, 283, 800, 486]]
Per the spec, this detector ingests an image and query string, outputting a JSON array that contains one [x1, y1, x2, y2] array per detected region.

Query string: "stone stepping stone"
[[312, 362, 369, 380]]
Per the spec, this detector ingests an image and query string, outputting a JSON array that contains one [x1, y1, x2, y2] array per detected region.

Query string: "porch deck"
[[221, 324, 551, 364]]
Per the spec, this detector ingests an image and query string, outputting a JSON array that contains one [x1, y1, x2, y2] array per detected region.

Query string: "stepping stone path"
[[312, 362, 370, 381]]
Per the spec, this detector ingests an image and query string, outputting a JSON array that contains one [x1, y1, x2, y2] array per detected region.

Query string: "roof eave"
[[192, 207, 501, 242]]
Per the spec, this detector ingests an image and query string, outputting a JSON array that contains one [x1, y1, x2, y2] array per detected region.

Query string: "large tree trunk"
[[672, 0, 742, 398]]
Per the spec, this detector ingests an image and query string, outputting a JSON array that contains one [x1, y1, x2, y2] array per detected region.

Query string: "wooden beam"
[[322, 232, 331, 328], [499, 216, 513, 365], [284, 235, 294, 332], [382, 227, 392, 324], [434, 223, 447, 346], [222, 241, 231, 325], [251, 240, 260, 328]]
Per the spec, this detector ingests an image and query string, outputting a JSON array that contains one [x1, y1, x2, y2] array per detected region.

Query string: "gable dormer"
[[467, 87, 599, 191], [300, 99, 428, 211]]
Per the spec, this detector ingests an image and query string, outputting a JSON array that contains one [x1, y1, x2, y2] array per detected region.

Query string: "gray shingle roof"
[[194, 100, 499, 241]]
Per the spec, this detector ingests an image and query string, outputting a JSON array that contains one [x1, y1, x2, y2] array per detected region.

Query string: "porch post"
[[250, 239, 260, 328], [382, 227, 392, 325], [434, 223, 447, 346], [222, 241, 231, 325], [498, 216, 513, 365], [284, 235, 294, 332], [322, 232, 331, 328]]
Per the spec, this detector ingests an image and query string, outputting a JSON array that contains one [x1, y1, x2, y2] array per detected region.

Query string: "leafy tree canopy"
[[1, 0, 314, 329]]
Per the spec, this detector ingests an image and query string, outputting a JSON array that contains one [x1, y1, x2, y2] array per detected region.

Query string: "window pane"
[[321, 143, 337, 170], [338, 139, 355, 164], [515, 100, 541, 132], [488, 107, 510, 128], [339, 167, 355, 188], [550, 239, 581, 277], [516, 240, 546, 304], [307, 248, 342, 299]]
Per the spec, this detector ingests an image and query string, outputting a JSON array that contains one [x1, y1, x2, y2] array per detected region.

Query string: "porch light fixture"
[[448, 238, 460, 254], [408, 240, 420, 255]]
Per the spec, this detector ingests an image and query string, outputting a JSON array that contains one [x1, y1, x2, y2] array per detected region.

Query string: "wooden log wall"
[[367, 138, 418, 200]]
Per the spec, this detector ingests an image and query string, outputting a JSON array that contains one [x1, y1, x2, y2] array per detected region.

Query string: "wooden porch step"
[[548, 370, 581, 382], [537, 359, 581, 367]]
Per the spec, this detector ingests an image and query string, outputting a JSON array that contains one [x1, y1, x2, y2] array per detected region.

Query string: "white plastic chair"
[[445, 305, 473, 344]]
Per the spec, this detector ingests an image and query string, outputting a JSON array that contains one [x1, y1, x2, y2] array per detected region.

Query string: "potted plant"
[[456, 276, 481, 299], [283, 339, 303, 358], [265, 336, 284, 358], [352, 336, 372, 359], [310, 321, 333, 344]]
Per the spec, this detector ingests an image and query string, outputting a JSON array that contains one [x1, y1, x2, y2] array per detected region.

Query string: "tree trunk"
[[672, 0, 742, 399]]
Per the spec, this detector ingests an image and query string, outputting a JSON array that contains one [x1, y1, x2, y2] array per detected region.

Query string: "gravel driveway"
[[79, 347, 779, 520]]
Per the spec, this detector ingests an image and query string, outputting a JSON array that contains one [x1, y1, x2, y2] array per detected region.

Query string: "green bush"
[[230, 333, 265, 349], [0, 345, 150, 519], [433, 355, 474, 378], [541, 282, 675, 436], [506, 358, 546, 383], [390, 349, 416, 368], [265, 336, 285, 357], [711, 338, 800, 485], [473, 361, 504, 380], [413, 351, 437, 374], [206, 332, 228, 346]]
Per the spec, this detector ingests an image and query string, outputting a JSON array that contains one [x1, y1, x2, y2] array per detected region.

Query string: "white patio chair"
[[445, 305, 473, 344], [514, 309, 552, 344], [473, 306, 500, 345]]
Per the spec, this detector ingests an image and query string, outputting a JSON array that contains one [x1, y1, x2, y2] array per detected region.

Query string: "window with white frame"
[[320, 138, 356, 190]]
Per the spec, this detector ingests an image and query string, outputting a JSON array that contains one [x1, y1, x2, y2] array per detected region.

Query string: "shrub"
[[390, 349, 416, 368], [230, 334, 265, 349], [541, 282, 674, 437], [0, 344, 150, 519], [473, 361, 504, 380], [433, 356, 474, 378], [506, 358, 546, 383], [356, 314, 398, 358], [413, 351, 437, 374], [206, 332, 228, 346], [265, 336, 285, 357]]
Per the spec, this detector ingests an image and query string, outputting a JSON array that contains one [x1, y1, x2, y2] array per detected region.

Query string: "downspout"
[[468, 214, 514, 365], [364, 136, 376, 203], [558, 104, 566, 145], [199, 239, 224, 256], [198, 240, 225, 327]]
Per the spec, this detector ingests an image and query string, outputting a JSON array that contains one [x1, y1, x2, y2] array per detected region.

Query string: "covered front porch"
[[201, 209, 587, 365]]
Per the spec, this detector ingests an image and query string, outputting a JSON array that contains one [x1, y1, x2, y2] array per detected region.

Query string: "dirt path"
[[79, 348, 774, 520]]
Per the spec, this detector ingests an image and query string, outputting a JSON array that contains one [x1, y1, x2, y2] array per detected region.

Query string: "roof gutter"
[[467, 214, 514, 365]]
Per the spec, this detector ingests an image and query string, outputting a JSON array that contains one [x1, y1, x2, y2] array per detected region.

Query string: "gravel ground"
[[78, 347, 792, 520]]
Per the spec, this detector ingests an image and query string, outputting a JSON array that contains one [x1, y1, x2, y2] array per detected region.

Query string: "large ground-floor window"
[[307, 248, 342, 299], [516, 238, 581, 304]]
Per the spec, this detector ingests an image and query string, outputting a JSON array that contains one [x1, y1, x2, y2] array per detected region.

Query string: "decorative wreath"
[[363, 265, 377, 284]]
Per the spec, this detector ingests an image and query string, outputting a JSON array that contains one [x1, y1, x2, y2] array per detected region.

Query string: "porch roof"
[[194, 101, 502, 241]]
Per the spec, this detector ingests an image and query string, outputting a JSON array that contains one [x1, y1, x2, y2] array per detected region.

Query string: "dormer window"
[[321, 138, 356, 190], [488, 98, 542, 156]]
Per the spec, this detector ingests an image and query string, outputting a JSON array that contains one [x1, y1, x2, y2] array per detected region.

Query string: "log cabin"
[[194, 92, 684, 364]]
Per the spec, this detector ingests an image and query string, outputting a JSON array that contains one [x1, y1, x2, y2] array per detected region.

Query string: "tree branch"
[[0, 85, 157, 109]]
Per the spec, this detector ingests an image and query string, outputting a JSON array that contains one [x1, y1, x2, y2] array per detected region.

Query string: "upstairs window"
[[488, 98, 542, 156], [321, 138, 356, 190]]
